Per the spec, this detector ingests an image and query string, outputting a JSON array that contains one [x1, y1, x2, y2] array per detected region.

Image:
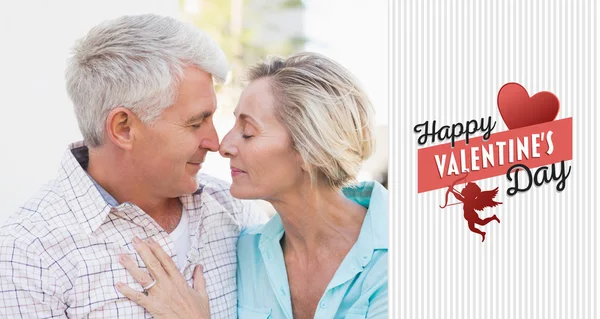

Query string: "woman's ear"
[[295, 152, 307, 171], [105, 107, 136, 151]]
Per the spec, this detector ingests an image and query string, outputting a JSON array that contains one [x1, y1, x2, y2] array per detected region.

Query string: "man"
[[0, 14, 266, 318]]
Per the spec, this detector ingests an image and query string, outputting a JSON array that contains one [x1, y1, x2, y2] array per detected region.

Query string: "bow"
[[439, 171, 469, 209]]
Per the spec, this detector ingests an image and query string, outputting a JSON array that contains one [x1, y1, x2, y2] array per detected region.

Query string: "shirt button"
[[361, 255, 370, 266], [320, 301, 327, 309], [280, 287, 287, 296]]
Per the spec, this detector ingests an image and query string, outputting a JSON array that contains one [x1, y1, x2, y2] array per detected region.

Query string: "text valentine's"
[[414, 117, 573, 195]]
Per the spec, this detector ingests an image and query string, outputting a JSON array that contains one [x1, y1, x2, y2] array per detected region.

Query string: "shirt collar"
[[342, 180, 388, 250], [257, 181, 388, 292], [58, 141, 113, 234], [258, 180, 389, 250], [87, 174, 119, 207]]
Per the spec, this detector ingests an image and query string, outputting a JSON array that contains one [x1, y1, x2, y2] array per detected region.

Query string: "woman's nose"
[[219, 131, 236, 158]]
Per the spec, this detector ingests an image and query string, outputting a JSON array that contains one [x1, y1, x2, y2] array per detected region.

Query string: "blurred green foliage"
[[182, 0, 307, 86]]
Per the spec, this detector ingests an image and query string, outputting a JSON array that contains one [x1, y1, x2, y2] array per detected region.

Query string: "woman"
[[116, 52, 388, 318]]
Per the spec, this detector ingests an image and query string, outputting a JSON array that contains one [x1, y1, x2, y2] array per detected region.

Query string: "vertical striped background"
[[389, 0, 598, 318]]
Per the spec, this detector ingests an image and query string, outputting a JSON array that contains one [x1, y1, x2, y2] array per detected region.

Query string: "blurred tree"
[[181, 0, 307, 88]]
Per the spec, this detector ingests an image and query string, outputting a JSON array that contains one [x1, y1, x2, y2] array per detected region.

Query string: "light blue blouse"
[[236, 181, 388, 318]]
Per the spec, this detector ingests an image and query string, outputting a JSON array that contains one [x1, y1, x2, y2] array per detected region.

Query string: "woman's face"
[[219, 78, 305, 200]]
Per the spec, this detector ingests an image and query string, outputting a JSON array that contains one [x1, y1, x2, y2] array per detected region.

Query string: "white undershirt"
[[168, 207, 191, 270]]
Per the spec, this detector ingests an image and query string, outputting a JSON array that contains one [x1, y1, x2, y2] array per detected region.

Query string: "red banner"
[[417, 118, 572, 193]]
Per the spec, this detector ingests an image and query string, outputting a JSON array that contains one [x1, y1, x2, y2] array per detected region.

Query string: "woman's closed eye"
[[241, 125, 254, 139]]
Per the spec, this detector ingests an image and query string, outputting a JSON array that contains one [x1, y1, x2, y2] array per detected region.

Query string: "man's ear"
[[105, 107, 136, 151]]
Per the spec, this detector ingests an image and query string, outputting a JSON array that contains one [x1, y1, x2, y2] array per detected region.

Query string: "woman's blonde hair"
[[247, 52, 375, 189]]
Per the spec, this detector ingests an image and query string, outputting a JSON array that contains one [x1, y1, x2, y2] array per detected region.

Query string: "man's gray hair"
[[65, 14, 229, 147]]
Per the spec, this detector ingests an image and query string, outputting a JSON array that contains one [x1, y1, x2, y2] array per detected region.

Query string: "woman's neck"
[[270, 183, 367, 257]]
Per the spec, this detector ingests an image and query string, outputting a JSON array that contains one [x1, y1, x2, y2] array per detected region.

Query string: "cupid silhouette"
[[440, 171, 502, 242]]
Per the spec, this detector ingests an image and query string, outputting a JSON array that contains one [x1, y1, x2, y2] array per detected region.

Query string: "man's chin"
[[175, 177, 200, 196], [187, 178, 200, 192]]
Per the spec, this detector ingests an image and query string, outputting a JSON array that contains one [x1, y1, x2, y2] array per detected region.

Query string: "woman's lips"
[[231, 166, 246, 177]]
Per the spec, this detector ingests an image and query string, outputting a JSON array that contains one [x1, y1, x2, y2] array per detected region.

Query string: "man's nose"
[[200, 124, 220, 152]]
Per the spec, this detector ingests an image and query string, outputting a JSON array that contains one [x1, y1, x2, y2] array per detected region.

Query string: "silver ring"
[[143, 280, 157, 291]]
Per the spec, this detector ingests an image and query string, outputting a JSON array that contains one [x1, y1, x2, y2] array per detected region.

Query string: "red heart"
[[497, 82, 560, 130]]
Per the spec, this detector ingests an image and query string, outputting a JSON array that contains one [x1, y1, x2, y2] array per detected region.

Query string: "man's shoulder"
[[196, 173, 233, 193], [195, 173, 242, 210], [194, 173, 269, 227], [1, 180, 77, 249]]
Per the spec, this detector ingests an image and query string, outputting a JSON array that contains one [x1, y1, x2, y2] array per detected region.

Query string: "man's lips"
[[187, 161, 203, 167]]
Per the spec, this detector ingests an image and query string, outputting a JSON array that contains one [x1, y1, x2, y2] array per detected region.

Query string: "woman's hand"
[[116, 236, 210, 319]]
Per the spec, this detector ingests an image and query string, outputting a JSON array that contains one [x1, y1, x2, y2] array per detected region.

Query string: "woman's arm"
[[115, 237, 210, 319]]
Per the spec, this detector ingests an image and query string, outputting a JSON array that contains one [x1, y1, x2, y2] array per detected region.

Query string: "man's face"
[[132, 66, 219, 198]]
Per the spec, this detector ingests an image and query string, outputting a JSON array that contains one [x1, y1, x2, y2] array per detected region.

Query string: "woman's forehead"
[[237, 79, 276, 117]]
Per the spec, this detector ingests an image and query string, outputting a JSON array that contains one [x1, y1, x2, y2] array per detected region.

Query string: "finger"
[[146, 237, 180, 276], [132, 236, 167, 280], [193, 264, 207, 294], [116, 282, 151, 309], [119, 254, 155, 289]]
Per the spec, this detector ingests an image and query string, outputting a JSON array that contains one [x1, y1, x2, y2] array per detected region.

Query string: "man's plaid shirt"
[[0, 142, 266, 318]]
